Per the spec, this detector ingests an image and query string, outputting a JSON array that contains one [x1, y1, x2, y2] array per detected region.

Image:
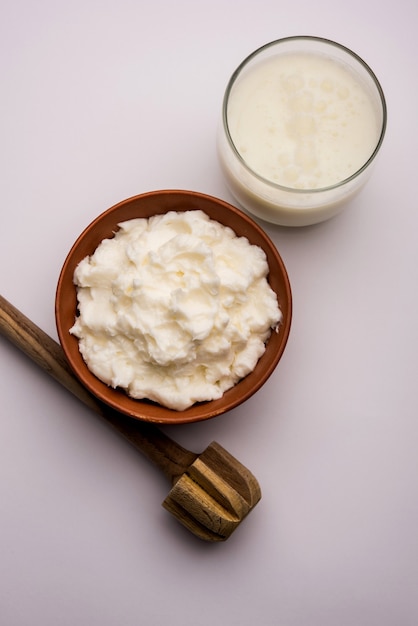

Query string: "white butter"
[[70, 210, 282, 410]]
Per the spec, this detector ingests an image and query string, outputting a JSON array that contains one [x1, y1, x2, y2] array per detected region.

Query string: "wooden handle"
[[0, 294, 262, 541], [0, 294, 197, 483]]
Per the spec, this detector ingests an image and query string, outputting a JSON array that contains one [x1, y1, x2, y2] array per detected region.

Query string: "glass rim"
[[222, 35, 387, 195]]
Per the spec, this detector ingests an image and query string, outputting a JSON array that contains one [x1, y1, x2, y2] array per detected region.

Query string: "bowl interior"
[[55, 190, 292, 424]]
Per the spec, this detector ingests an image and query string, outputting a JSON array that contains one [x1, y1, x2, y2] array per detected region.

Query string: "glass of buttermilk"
[[218, 36, 387, 227]]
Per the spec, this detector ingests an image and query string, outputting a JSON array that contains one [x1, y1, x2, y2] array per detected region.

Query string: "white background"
[[1, 1, 417, 624]]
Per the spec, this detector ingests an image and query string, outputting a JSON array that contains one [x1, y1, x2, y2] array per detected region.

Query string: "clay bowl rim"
[[55, 189, 292, 424]]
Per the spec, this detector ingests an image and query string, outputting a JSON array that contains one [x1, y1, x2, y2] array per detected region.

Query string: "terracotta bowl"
[[55, 190, 292, 424]]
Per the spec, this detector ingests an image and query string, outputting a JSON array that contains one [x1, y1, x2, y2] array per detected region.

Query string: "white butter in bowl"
[[70, 210, 282, 410]]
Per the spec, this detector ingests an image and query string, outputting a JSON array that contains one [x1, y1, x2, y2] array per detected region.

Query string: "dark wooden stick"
[[0, 294, 261, 541]]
